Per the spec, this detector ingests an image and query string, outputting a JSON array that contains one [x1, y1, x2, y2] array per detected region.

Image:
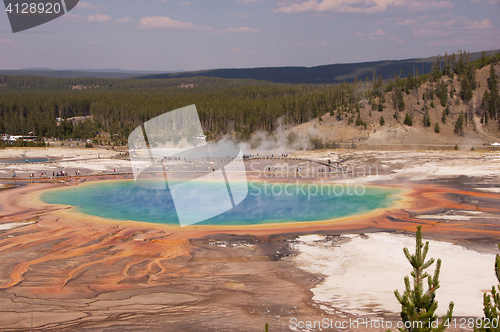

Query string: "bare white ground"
[[292, 233, 497, 317]]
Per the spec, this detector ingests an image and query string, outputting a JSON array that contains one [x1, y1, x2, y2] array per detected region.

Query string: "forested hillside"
[[0, 77, 355, 144], [1, 51, 499, 148]]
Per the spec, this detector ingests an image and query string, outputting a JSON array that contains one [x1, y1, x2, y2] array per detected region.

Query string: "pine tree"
[[423, 109, 431, 127], [348, 115, 354, 125], [488, 65, 499, 121], [460, 69, 474, 102], [404, 113, 413, 126], [394, 225, 454, 332], [380, 115, 385, 126], [394, 87, 406, 111], [480, 51, 488, 68], [435, 80, 448, 107], [490, 65, 499, 93], [355, 114, 364, 126], [475, 244, 500, 332], [482, 91, 490, 124], [455, 111, 465, 135], [434, 122, 440, 133]]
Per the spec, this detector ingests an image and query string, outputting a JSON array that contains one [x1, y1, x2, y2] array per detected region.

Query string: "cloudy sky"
[[1, 0, 499, 71]]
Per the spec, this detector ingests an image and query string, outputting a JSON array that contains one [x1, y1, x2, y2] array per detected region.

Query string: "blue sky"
[[1, 0, 499, 71]]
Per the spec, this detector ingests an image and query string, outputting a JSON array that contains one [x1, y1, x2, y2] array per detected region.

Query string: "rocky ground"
[[0, 148, 499, 331]]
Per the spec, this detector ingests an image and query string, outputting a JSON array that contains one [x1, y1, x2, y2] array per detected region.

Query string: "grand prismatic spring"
[[40, 180, 402, 226], [0, 149, 500, 331]]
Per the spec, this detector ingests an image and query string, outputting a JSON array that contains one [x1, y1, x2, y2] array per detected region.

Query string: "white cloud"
[[212, 26, 259, 34], [114, 17, 134, 24], [396, 18, 418, 26], [75, 2, 102, 11], [412, 14, 498, 49], [426, 27, 500, 47], [230, 47, 258, 54], [226, 26, 259, 33], [275, 0, 453, 14], [413, 27, 452, 37], [0, 39, 22, 45], [138, 17, 198, 29], [413, 15, 495, 38], [464, 19, 494, 29], [370, 34, 406, 44], [369, 28, 386, 36], [62, 13, 113, 23], [137, 17, 258, 34], [87, 14, 112, 22], [470, 0, 500, 4], [0, 39, 23, 50], [351, 28, 405, 44], [291, 40, 329, 47], [63, 14, 87, 22], [231, 12, 253, 18], [120, 49, 160, 54]]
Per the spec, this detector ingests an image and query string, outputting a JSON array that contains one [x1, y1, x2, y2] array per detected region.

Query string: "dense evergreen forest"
[[0, 51, 499, 147], [0, 76, 356, 143]]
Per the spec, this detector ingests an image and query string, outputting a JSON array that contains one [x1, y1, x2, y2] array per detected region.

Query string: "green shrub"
[[403, 113, 413, 126]]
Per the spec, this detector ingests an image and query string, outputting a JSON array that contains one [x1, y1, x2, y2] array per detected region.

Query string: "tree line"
[[0, 82, 355, 143], [0, 51, 498, 147]]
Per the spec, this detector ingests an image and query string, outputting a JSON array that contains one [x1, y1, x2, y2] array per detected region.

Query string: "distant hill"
[[1, 49, 498, 84], [138, 50, 500, 84], [0, 68, 180, 79]]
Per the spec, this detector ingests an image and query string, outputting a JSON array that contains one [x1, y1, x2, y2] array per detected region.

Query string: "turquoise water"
[[0, 158, 50, 164], [41, 180, 401, 226]]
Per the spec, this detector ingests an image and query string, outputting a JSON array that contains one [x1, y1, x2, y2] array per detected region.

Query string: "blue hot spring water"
[[0, 157, 51, 164], [40, 180, 402, 226]]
